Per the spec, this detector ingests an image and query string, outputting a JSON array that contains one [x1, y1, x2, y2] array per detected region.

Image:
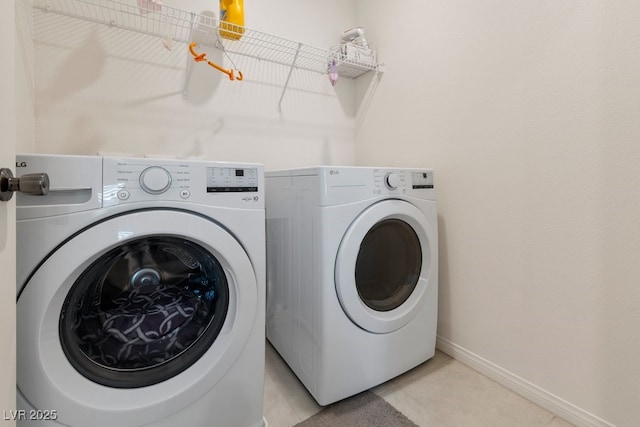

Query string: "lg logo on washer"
[[16, 161, 27, 168]]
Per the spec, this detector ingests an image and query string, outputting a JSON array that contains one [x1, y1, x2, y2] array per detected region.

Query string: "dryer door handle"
[[0, 168, 50, 201]]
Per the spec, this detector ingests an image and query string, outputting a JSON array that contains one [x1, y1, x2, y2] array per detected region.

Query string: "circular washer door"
[[17, 209, 258, 426], [335, 199, 436, 334]]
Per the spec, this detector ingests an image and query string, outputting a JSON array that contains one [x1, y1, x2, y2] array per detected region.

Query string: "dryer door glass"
[[355, 219, 422, 312], [59, 236, 229, 388]]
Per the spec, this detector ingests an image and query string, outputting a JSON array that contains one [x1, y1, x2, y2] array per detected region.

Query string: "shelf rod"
[[277, 42, 302, 113], [182, 12, 197, 99]]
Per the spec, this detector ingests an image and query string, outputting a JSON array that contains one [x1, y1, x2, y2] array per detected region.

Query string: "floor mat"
[[294, 391, 418, 427]]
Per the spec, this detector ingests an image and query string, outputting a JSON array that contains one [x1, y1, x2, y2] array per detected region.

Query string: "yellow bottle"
[[219, 0, 244, 40]]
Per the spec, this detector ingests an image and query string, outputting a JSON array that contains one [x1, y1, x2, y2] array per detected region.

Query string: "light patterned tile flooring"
[[263, 342, 575, 427]]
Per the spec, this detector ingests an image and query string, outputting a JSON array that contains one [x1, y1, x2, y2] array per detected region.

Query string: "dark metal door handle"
[[0, 168, 50, 201]]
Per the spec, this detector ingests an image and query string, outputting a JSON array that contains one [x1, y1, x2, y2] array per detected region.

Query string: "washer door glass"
[[59, 236, 229, 388], [355, 219, 422, 312]]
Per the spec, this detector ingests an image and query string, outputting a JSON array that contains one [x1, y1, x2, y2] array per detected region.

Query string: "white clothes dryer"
[[16, 154, 266, 427], [265, 166, 437, 405]]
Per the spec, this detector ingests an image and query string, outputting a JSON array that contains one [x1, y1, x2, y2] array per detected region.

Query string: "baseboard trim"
[[435, 336, 612, 427]]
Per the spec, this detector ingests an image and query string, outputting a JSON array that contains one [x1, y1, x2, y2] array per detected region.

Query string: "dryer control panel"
[[272, 166, 436, 206], [410, 171, 434, 189], [372, 169, 434, 195], [373, 169, 408, 193]]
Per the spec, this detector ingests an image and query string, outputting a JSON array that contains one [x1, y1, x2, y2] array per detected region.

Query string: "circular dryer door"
[[17, 209, 258, 426], [335, 199, 436, 333]]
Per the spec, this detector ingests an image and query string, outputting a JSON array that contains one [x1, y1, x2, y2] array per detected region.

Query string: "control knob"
[[140, 166, 172, 194], [384, 172, 401, 190]]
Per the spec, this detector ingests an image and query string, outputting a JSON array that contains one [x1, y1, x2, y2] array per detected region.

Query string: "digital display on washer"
[[207, 167, 259, 192], [412, 171, 434, 189]]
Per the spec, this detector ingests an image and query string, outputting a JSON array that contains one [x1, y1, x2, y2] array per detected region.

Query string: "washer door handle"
[[0, 168, 50, 201]]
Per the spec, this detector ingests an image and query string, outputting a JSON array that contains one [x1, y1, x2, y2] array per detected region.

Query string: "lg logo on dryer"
[[16, 161, 27, 168]]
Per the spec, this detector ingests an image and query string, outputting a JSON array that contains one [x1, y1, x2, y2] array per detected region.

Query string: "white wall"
[[15, 0, 35, 153], [356, 1, 640, 426], [24, 0, 359, 169], [1, 1, 16, 424]]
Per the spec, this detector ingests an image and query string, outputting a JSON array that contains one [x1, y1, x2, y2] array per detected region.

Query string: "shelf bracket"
[[277, 42, 302, 113]]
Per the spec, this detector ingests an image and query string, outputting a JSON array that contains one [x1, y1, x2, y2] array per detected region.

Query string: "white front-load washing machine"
[[16, 154, 266, 427], [265, 166, 437, 405]]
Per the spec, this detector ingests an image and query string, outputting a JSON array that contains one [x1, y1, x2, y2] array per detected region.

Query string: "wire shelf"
[[32, 0, 380, 79]]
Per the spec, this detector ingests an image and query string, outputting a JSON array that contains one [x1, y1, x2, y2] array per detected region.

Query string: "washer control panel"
[[102, 157, 263, 207], [140, 166, 172, 194], [207, 166, 259, 193]]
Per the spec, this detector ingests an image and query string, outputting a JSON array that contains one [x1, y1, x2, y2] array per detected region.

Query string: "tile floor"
[[263, 342, 575, 427]]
